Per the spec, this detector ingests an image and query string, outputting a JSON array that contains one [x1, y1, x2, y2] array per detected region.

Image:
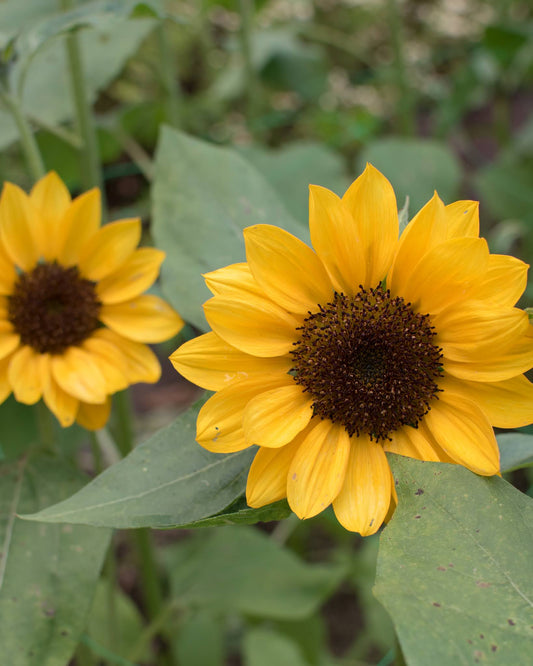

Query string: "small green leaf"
[[180, 497, 291, 528], [152, 127, 305, 330], [167, 526, 345, 620], [498, 432, 533, 472], [375, 456, 533, 666], [22, 406, 255, 528], [243, 627, 309, 666], [0, 455, 111, 666]]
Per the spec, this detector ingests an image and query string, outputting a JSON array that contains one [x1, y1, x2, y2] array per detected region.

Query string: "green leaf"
[[152, 127, 305, 330], [180, 497, 291, 528], [167, 526, 345, 620], [243, 627, 309, 666], [238, 141, 349, 224], [0, 455, 111, 666], [358, 138, 462, 213], [173, 611, 225, 666], [498, 432, 533, 472], [0, 17, 157, 151], [22, 406, 255, 528], [475, 159, 533, 225], [374, 456, 533, 666]]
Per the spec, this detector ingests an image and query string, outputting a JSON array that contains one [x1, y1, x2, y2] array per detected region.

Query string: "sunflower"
[[170, 164, 533, 535], [0, 172, 184, 430]]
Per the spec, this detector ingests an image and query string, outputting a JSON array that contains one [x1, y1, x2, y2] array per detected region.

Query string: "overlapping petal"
[[79, 218, 141, 281], [100, 295, 184, 343], [29, 171, 71, 261], [246, 437, 301, 507], [57, 188, 101, 266], [0, 183, 40, 270], [96, 247, 165, 304]]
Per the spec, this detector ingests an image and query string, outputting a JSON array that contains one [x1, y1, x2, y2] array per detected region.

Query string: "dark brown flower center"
[[290, 286, 443, 441], [8, 262, 101, 354]]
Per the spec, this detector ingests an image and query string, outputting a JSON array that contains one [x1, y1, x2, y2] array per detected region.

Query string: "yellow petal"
[[97, 247, 165, 304], [94, 328, 161, 384], [384, 424, 444, 462], [341, 164, 399, 286], [100, 295, 184, 343], [246, 438, 301, 508], [387, 192, 446, 296], [78, 218, 141, 281], [76, 398, 111, 431], [401, 237, 489, 314], [445, 200, 479, 238], [51, 347, 107, 403], [197, 375, 287, 453], [8, 346, 46, 404], [204, 294, 300, 358], [243, 383, 314, 447], [0, 182, 39, 270], [467, 254, 528, 307], [0, 323, 20, 360], [29, 171, 72, 261], [309, 185, 366, 294], [435, 303, 529, 362], [82, 335, 129, 394], [444, 329, 533, 382], [43, 374, 78, 427], [244, 224, 332, 314], [169, 331, 292, 391], [57, 188, 101, 266], [0, 354, 12, 404], [424, 392, 500, 475], [203, 263, 262, 297], [441, 374, 533, 429], [287, 419, 350, 519], [0, 240, 17, 294], [332, 434, 392, 536]]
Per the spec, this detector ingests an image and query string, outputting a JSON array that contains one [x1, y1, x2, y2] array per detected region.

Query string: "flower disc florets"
[[290, 285, 443, 441], [8, 261, 101, 354]]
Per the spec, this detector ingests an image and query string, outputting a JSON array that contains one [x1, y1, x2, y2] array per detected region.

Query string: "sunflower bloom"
[[170, 164, 533, 535], [0, 172, 184, 430]]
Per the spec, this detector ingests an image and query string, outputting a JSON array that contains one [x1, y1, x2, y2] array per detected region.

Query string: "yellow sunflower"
[[0, 172, 184, 430], [170, 164, 533, 535]]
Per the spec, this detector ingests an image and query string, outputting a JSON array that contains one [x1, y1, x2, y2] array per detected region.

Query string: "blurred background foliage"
[[1, 1, 532, 664]]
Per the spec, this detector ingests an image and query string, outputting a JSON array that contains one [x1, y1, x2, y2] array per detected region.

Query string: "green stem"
[[60, 0, 102, 192], [36, 401, 57, 454], [387, 0, 415, 136], [0, 91, 45, 180], [90, 432, 104, 474], [127, 601, 179, 663], [112, 390, 135, 459], [156, 20, 181, 128], [238, 0, 258, 132]]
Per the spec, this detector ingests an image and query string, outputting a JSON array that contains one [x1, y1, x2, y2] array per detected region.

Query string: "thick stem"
[[60, 0, 103, 192], [1, 92, 45, 180]]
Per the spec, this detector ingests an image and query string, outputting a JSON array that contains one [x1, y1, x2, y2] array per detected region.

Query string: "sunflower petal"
[[467, 254, 528, 307], [94, 328, 161, 384], [424, 392, 500, 475], [100, 295, 184, 343], [441, 374, 533, 429], [445, 200, 479, 238], [203, 263, 261, 297], [82, 335, 129, 394], [384, 424, 444, 462], [0, 182, 39, 270], [0, 240, 18, 294], [43, 374, 78, 427], [197, 375, 287, 453], [78, 218, 141, 281], [341, 164, 399, 286], [0, 323, 20, 360], [309, 185, 366, 294], [29, 171, 71, 261], [77, 398, 111, 431], [243, 383, 314, 447], [204, 294, 300, 357], [287, 419, 350, 519], [57, 189, 101, 266], [8, 346, 46, 404], [97, 247, 165, 304], [246, 438, 301, 507], [333, 434, 392, 536], [0, 354, 12, 404], [244, 224, 332, 314], [51, 347, 108, 404], [169, 331, 292, 391]]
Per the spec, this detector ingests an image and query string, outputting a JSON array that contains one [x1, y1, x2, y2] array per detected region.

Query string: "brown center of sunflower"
[[290, 285, 443, 441], [8, 262, 101, 354]]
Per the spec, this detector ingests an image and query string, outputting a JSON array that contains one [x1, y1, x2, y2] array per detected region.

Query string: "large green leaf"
[[358, 138, 462, 213], [167, 526, 345, 620], [0, 455, 111, 666], [243, 627, 309, 666], [497, 432, 533, 472], [22, 406, 255, 528], [152, 127, 305, 330], [374, 456, 533, 666]]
